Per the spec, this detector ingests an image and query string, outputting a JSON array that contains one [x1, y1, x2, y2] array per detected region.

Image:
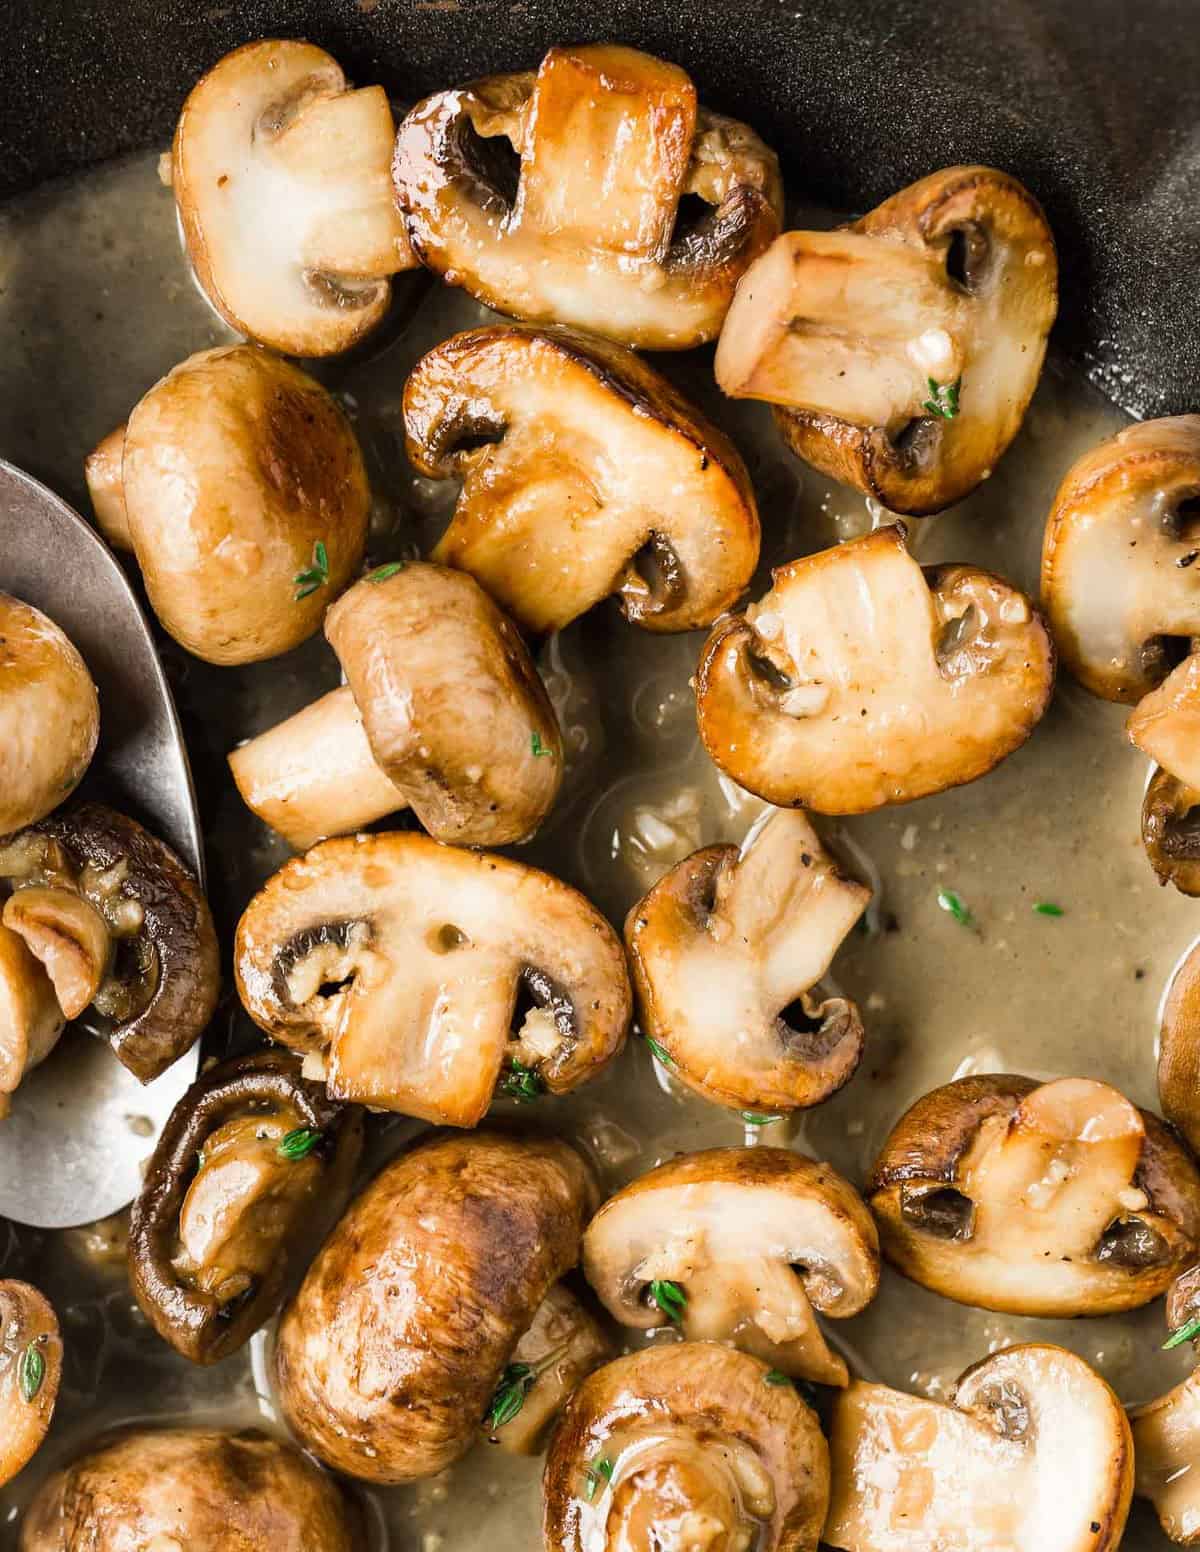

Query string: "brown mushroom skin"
[[1158, 940, 1200, 1155], [128, 1049, 363, 1364], [0, 1281, 61, 1489], [543, 1342, 830, 1552], [18, 1427, 363, 1551], [0, 803, 220, 1083], [1143, 767, 1200, 895], [868, 1074, 1200, 1316], [274, 1130, 598, 1483], [108, 344, 368, 665]]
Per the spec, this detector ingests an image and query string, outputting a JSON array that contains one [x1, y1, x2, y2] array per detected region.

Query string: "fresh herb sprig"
[[585, 1454, 615, 1501], [936, 888, 973, 927], [364, 561, 406, 584], [741, 1111, 782, 1127], [648, 1278, 687, 1327], [764, 1369, 793, 1387], [1033, 902, 1064, 918], [293, 540, 330, 600], [485, 1362, 536, 1430], [530, 730, 553, 759], [18, 1341, 45, 1403], [1164, 1316, 1200, 1351], [644, 1034, 673, 1067], [922, 376, 961, 420], [277, 1127, 322, 1161], [499, 1059, 544, 1103]]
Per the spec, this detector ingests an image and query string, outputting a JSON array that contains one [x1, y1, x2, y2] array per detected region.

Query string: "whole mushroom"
[[274, 1130, 600, 1482], [404, 324, 760, 634], [716, 166, 1057, 514], [394, 44, 782, 349], [696, 524, 1055, 811], [867, 1074, 1200, 1315], [0, 1280, 61, 1488], [583, 1148, 879, 1386], [84, 345, 369, 664], [229, 562, 562, 851]]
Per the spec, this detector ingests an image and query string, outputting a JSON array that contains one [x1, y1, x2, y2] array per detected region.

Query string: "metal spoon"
[[0, 459, 203, 1229]]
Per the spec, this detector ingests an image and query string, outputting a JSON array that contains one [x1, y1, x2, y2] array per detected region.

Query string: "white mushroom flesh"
[[1132, 1367, 1200, 1543], [0, 923, 64, 1119], [3, 884, 113, 1019], [1128, 653, 1200, 788]]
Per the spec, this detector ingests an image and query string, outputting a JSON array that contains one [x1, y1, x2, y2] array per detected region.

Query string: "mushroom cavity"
[[85, 345, 368, 665], [583, 1147, 879, 1386], [173, 40, 416, 356], [696, 524, 1054, 811], [625, 810, 868, 1112], [824, 1344, 1132, 1552], [393, 44, 782, 349], [1142, 767, 1200, 896], [128, 1049, 363, 1364], [0, 1280, 61, 1489], [403, 324, 761, 634], [234, 831, 631, 1125], [274, 1130, 598, 1482], [867, 1074, 1200, 1315], [0, 803, 220, 1084], [543, 1342, 829, 1552], [19, 1427, 362, 1551], [229, 562, 562, 850], [0, 593, 99, 833], [716, 166, 1057, 515]]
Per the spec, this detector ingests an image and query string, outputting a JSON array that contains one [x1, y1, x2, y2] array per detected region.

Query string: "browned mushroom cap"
[[716, 166, 1056, 516], [234, 831, 630, 1125], [0, 1281, 61, 1489], [625, 809, 868, 1112], [128, 1049, 362, 1364], [867, 1074, 1200, 1316], [543, 1342, 829, 1552], [0, 923, 64, 1118], [86, 345, 368, 665], [404, 324, 760, 635], [393, 44, 781, 350], [274, 1130, 597, 1483], [696, 525, 1054, 812], [172, 40, 415, 357], [0, 803, 220, 1083], [0, 593, 99, 833], [825, 1344, 1132, 1552], [18, 1427, 363, 1551], [1157, 940, 1200, 1154], [1142, 767, 1200, 895], [228, 563, 562, 851], [1041, 416, 1200, 702], [583, 1148, 879, 1387]]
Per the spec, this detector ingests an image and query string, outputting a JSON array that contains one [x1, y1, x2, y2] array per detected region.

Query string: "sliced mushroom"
[[0, 1281, 61, 1488], [716, 167, 1056, 515], [1041, 416, 1200, 702], [173, 39, 415, 356], [19, 1427, 363, 1551], [394, 44, 782, 350], [0, 593, 99, 833], [696, 524, 1054, 811], [625, 809, 868, 1113], [128, 1049, 362, 1364], [867, 1074, 1200, 1315], [274, 1130, 597, 1482], [0, 803, 220, 1083], [404, 324, 760, 634], [824, 1344, 1132, 1551], [84, 345, 368, 665], [229, 562, 562, 850], [1143, 767, 1200, 895], [543, 1342, 829, 1552], [1157, 940, 1200, 1154], [234, 831, 630, 1125], [1129, 654, 1200, 783], [0, 924, 64, 1118], [1132, 1367, 1200, 1545], [584, 1148, 879, 1387]]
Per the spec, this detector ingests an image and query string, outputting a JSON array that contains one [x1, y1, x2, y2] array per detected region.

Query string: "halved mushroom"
[[0, 593, 99, 833], [84, 344, 368, 665], [543, 1342, 829, 1552], [1157, 939, 1200, 1154], [0, 803, 220, 1083], [625, 809, 868, 1113], [696, 525, 1055, 811], [229, 562, 562, 850], [19, 1427, 363, 1551], [234, 831, 630, 1125], [1129, 655, 1200, 891], [867, 1074, 1200, 1315], [128, 1049, 362, 1364], [824, 1344, 1132, 1551], [1130, 1269, 1200, 1544], [404, 324, 760, 635], [0, 924, 64, 1117], [1142, 767, 1200, 895], [716, 167, 1057, 515], [173, 40, 416, 356], [584, 1148, 879, 1387], [394, 44, 782, 350], [274, 1130, 598, 1482], [1041, 416, 1200, 702], [0, 1281, 61, 1489]]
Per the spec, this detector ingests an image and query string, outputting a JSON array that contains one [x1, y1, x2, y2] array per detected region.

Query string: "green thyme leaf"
[[293, 540, 331, 600], [764, 1369, 794, 1387], [485, 1362, 535, 1430], [530, 730, 553, 759], [277, 1127, 322, 1161], [922, 376, 961, 420], [499, 1059, 544, 1103], [364, 561, 406, 584], [585, 1454, 615, 1501], [1033, 902, 1064, 917], [741, 1111, 781, 1127], [936, 888, 973, 927], [18, 1342, 45, 1403], [648, 1278, 687, 1326], [644, 1034, 673, 1067], [1163, 1316, 1200, 1350]]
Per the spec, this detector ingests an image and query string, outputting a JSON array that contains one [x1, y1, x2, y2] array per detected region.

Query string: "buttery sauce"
[[0, 151, 1192, 1549]]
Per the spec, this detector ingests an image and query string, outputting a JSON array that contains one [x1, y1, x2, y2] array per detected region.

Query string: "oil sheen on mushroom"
[[0, 1280, 62, 1489]]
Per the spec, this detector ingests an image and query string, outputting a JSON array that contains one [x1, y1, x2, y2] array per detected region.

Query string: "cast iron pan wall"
[[2, 0, 1197, 418]]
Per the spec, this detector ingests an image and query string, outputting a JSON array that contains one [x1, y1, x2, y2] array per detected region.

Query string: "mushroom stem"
[[0, 923, 64, 1119], [685, 1257, 847, 1387], [83, 423, 133, 551], [229, 686, 404, 852], [3, 884, 113, 1019]]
